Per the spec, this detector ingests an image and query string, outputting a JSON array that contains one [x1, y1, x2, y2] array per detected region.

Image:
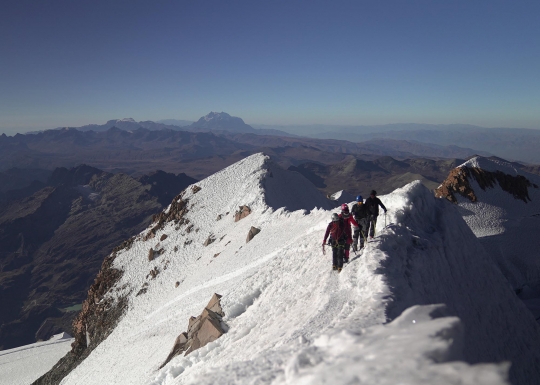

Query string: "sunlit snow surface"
[[9, 154, 540, 385], [0, 336, 73, 385]]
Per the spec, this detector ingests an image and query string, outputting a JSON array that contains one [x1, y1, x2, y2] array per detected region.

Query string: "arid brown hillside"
[[0, 165, 196, 350], [290, 156, 465, 196]]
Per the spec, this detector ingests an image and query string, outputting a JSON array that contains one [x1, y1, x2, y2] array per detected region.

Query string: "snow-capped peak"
[[461, 156, 521, 175], [203, 112, 232, 121]]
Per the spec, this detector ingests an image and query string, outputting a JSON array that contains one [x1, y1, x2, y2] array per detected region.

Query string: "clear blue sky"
[[1, 0, 539, 134]]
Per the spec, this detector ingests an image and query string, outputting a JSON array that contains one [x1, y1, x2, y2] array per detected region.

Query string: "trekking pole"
[[385, 211, 387, 227], [322, 244, 326, 255]]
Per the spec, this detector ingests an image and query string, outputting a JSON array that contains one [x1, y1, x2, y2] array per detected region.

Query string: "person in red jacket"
[[322, 213, 351, 272], [338, 203, 359, 263]]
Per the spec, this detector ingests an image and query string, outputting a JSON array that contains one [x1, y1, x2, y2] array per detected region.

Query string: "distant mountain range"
[[11, 113, 540, 163], [0, 125, 492, 181], [71, 112, 294, 137], [252, 123, 540, 164]]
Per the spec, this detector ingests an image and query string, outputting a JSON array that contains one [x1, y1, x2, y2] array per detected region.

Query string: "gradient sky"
[[1, 0, 539, 134]]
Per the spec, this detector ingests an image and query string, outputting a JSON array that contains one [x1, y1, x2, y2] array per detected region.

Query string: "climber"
[[322, 213, 351, 272], [338, 203, 359, 262], [364, 190, 387, 239], [351, 195, 369, 251]]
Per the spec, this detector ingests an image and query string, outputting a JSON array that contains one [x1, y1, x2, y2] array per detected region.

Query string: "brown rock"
[[246, 226, 261, 243], [188, 316, 198, 332], [159, 332, 188, 369], [436, 166, 536, 204], [206, 293, 224, 316], [148, 267, 159, 279], [160, 234, 168, 241], [234, 206, 251, 222], [148, 249, 154, 261], [175, 281, 180, 288], [150, 191, 189, 234], [195, 317, 223, 347], [203, 235, 215, 246], [160, 293, 225, 368], [191, 185, 202, 194], [185, 335, 201, 356]]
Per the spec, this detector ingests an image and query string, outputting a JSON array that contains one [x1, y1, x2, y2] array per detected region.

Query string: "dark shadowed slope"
[[0, 165, 196, 349]]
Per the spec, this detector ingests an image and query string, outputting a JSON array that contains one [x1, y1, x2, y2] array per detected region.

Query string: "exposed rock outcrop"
[[191, 185, 202, 194], [436, 166, 537, 203], [246, 226, 261, 243], [148, 192, 189, 236], [33, 250, 127, 385], [203, 234, 215, 246], [160, 293, 225, 369], [234, 205, 251, 222]]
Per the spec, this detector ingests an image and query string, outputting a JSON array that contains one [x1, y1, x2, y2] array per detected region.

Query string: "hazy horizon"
[[1, 1, 539, 135], [2, 116, 540, 137]]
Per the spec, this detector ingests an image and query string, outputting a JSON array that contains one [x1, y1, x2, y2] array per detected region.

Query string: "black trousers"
[[353, 218, 368, 247], [332, 246, 345, 268], [368, 216, 377, 237]]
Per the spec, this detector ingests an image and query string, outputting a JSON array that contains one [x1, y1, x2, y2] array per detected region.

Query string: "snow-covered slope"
[[26, 154, 540, 385], [327, 189, 355, 205], [0, 334, 73, 385], [436, 156, 540, 322]]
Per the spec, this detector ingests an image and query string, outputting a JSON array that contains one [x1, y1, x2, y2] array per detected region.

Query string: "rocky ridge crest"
[[435, 165, 538, 203]]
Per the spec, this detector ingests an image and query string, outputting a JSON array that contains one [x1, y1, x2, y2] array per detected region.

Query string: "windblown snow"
[[6, 153, 540, 385], [453, 157, 540, 325]]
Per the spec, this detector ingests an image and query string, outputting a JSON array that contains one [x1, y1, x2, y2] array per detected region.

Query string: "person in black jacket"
[[350, 195, 369, 251], [364, 190, 387, 239]]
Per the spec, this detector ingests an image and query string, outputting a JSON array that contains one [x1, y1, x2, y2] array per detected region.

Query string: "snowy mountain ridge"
[[11, 153, 540, 385], [436, 156, 540, 325]]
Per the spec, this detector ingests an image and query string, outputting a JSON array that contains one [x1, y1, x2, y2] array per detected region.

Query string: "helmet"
[[340, 203, 348, 211], [331, 213, 339, 222], [370, 190, 377, 196], [356, 195, 363, 202]]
